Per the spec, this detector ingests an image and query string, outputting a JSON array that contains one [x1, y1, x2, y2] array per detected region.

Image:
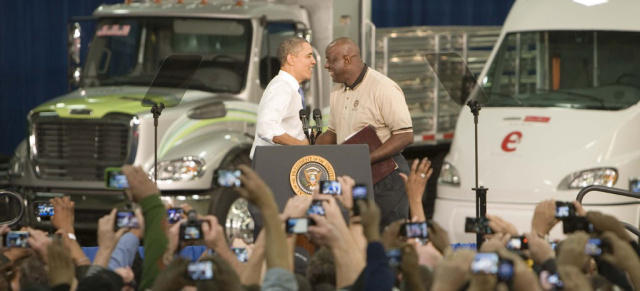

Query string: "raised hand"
[[50, 196, 75, 234]]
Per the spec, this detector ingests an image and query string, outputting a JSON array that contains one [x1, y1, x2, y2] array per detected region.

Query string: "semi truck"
[[7, 0, 499, 242], [435, 0, 640, 242]]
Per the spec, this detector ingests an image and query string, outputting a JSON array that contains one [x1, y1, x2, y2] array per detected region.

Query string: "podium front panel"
[[252, 144, 373, 211]]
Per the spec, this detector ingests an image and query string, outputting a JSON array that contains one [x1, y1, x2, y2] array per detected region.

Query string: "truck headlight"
[[149, 156, 205, 182], [8, 155, 24, 177], [439, 162, 460, 186], [558, 168, 618, 190]]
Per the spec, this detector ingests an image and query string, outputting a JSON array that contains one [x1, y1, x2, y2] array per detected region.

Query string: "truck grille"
[[30, 114, 135, 181]]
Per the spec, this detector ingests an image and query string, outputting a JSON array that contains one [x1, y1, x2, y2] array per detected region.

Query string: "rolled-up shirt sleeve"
[[256, 83, 293, 143]]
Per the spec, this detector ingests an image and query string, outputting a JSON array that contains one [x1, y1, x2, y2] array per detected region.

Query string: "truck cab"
[[8, 0, 367, 242], [435, 0, 640, 242]]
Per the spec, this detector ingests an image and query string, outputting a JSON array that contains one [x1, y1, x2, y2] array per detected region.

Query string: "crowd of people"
[[1, 157, 639, 291]]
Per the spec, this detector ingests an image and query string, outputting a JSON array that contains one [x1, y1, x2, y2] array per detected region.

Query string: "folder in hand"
[[342, 125, 398, 184]]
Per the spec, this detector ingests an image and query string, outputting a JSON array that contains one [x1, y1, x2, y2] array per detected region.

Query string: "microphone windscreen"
[[313, 109, 321, 118]]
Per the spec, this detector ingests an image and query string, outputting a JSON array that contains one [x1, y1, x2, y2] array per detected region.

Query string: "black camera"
[[562, 216, 594, 234], [506, 235, 528, 251], [555, 201, 576, 219], [464, 217, 493, 234], [180, 210, 204, 240]]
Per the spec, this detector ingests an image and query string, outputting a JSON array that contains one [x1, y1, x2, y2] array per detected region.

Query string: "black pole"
[[467, 100, 488, 248], [151, 103, 165, 186]]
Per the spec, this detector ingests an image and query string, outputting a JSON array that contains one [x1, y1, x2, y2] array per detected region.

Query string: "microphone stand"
[[468, 99, 488, 248], [151, 102, 165, 186]]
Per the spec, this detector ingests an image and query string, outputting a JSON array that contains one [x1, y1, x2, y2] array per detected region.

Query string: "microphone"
[[313, 109, 323, 135], [299, 109, 311, 141]]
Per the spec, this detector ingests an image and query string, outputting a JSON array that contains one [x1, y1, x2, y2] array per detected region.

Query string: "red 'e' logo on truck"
[[501, 131, 522, 152]]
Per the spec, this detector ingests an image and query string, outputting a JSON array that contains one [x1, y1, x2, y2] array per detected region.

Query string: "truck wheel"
[[207, 151, 254, 244]]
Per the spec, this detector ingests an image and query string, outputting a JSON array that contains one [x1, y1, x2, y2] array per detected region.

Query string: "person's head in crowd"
[[77, 269, 124, 291], [277, 36, 316, 84], [295, 273, 313, 291], [18, 252, 48, 290], [306, 247, 336, 288], [324, 37, 364, 85]]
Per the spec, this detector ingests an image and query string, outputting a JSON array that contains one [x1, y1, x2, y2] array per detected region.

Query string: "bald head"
[[324, 37, 365, 84]]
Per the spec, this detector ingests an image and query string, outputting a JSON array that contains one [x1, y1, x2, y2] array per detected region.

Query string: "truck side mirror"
[[68, 22, 82, 89], [0, 190, 25, 226]]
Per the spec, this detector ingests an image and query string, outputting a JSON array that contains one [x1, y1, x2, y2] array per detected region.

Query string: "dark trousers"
[[373, 154, 410, 228]]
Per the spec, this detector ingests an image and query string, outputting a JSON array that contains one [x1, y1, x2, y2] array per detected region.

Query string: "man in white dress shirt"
[[250, 37, 316, 159]]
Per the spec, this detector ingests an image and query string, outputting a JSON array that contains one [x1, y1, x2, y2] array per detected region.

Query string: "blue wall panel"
[[0, 0, 514, 156]]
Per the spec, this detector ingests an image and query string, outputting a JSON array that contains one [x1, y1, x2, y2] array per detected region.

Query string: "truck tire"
[[207, 149, 254, 243]]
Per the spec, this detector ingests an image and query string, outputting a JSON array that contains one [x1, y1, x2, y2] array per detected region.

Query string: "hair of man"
[[277, 36, 310, 67]]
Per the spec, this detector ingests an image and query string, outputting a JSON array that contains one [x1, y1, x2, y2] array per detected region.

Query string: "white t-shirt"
[[250, 70, 305, 159]]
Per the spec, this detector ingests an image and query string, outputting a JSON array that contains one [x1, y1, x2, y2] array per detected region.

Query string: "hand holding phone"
[[115, 211, 140, 230], [399, 222, 429, 239], [167, 208, 184, 224], [555, 201, 576, 219], [232, 247, 249, 262], [5, 231, 30, 248], [386, 248, 402, 268], [470, 253, 499, 274], [465, 217, 493, 234], [286, 217, 309, 234], [307, 200, 326, 216], [35, 202, 55, 217], [180, 221, 204, 240], [319, 180, 341, 195], [217, 169, 241, 187], [351, 184, 368, 216], [105, 167, 129, 189], [506, 235, 529, 250], [187, 261, 214, 280]]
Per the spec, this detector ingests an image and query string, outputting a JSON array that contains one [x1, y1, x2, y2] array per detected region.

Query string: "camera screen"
[[386, 248, 402, 267], [116, 212, 140, 229], [36, 203, 54, 217], [320, 181, 341, 195], [286, 218, 308, 234], [6, 231, 29, 248], [555, 205, 570, 218], [217, 170, 241, 187], [107, 171, 129, 189], [506, 236, 528, 250], [585, 238, 604, 256], [465, 217, 493, 234], [183, 225, 202, 240], [541, 272, 564, 290], [187, 261, 213, 280], [352, 185, 367, 199], [498, 260, 514, 282], [307, 200, 326, 216], [471, 253, 499, 274], [167, 208, 183, 224], [403, 222, 428, 238], [232, 248, 248, 262], [631, 179, 640, 193]]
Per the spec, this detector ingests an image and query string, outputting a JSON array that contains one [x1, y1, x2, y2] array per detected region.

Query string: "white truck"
[[435, 0, 640, 242], [7, 0, 499, 242]]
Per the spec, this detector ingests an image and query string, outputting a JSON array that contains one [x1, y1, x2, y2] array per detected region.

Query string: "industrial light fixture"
[[573, 0, 608, 7]]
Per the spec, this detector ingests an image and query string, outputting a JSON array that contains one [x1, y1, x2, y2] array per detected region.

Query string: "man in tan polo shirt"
[[316, 37, 416, 227]]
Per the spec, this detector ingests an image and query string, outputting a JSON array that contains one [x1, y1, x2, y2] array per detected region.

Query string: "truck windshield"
[[82, 17, 252, 93], [481, 31, 640, 110]]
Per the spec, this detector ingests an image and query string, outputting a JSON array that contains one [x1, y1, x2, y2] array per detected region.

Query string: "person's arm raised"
[[235, 165, 289, 271]]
